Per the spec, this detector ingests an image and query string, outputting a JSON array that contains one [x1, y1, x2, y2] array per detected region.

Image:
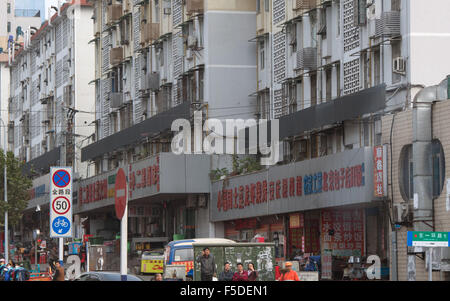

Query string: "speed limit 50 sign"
[[50, 167, 73, 238]]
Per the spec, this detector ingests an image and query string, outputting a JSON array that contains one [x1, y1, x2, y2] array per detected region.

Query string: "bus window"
[[173, 248, 194, 262]]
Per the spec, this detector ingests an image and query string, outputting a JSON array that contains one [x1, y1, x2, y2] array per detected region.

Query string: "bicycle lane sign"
[[50, 167, 73, 238]]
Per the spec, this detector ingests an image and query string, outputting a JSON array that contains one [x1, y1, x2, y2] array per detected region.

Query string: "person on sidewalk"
[[218, 262, 234, 281], [232, 263, 248, 281], [278, 262, 299, 281], [195, 247, 216, 281], [247, 262, 258, 281], [52, 261, 65, 281]]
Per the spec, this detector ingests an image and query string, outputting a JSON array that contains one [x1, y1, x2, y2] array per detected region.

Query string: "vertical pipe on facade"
[[412, 78, 448, 232]]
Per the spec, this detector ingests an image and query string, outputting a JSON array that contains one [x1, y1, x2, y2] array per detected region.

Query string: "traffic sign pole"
[[429, 248, 433, 281], [120, 192, 128, 281], [115, 167, 128, 281]]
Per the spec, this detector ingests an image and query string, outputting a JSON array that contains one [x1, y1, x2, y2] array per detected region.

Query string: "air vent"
[[296, 47, 317, 70], [375, 11, 400, 37]]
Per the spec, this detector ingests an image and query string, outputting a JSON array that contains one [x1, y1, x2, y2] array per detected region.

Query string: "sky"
[[15, 0, 61, 22]]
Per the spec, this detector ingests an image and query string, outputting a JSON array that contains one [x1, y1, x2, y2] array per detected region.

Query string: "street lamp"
[[0, 118, 8, 263], [33, 229, 40, 271]]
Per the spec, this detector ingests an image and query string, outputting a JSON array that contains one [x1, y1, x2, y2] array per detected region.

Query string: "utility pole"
[[0, 118, 8, 264]]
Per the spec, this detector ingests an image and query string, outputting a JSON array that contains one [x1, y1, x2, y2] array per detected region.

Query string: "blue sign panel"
[[52, 216, 71, 235]]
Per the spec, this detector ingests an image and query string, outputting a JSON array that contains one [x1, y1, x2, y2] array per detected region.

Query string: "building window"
[[7, 22, 11, 33], [7, 3, 11, 14], [259, 41, 265, 70], [256, 0, 260, 14]]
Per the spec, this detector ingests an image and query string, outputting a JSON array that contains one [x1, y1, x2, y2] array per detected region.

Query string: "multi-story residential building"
[[0, 0, 42, 151], [210, 0, 450, 280], [8, 0, 94, 243], [78, 0, 257, 262]]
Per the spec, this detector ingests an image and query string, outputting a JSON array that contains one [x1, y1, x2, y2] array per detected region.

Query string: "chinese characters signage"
[[211, 148, 377, 222], [321, 208, 365, 256], [373, 146, 387, 198]]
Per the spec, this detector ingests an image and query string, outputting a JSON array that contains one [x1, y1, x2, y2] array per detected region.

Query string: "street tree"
[[0, 150, 33, 226]]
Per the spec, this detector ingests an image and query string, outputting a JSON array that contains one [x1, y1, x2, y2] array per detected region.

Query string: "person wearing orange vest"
[[278, 262, 300, 281]]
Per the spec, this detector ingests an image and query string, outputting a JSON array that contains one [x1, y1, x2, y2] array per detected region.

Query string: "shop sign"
[[234, 218, 258, 231], [321, 249, 332, 280], [373, 146, 387, 198], [321, 209, 365, 256], [211, 148, 376, 222], [407, 231, 450, 247], [128, 156, 160, 199]]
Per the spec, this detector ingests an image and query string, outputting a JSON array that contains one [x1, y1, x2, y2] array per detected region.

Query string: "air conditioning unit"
[[41, 137, 48, 148], [393, 57, 406, 74], [393, 202, 412, 224], [186, 0, 204, 14], [187, 36, 198, 48], [186, 49, 193, 60], [110, 47, 124, 66], [140, 23, 160, 45], [294, 0, 317, 11], [164, 8, 171, 15], [110, 92, 124, 108], [107, 4, 123, 24]]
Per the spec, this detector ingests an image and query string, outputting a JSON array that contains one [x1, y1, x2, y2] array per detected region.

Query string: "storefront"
[[75, 153, 211, 264], [211, 147, 389, 280]]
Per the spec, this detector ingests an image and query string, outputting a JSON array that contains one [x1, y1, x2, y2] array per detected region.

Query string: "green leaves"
[[0, 150, 32, 226]]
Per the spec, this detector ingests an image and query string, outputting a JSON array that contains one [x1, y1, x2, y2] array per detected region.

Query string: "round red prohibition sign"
[[52, 196, 71, 215], [52, 169, 71, 188]]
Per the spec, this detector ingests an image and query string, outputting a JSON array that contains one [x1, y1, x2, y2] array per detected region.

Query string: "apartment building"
[[210, 0, 450, 280], [8, 0, 94, 242], [0, 0, 42, 151], [77, 0, 257, 252]]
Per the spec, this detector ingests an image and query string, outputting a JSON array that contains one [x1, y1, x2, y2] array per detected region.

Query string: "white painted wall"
[[409, 0, 450, 88]]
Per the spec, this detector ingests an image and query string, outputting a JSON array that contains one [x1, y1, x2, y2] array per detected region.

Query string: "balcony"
[[186, 0, 204, 14], [110, 47, 124, 66], [110, 92, 124, 109], [107, 4, 123, 24], [296, 47, 317, 70]]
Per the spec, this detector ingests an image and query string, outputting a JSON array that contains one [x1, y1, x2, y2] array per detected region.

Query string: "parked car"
[[75, 271, 144, 281]]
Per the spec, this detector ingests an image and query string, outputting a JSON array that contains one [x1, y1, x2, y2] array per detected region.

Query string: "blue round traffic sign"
[[52, 170, 71, 188], [52, 216, 71, 235]]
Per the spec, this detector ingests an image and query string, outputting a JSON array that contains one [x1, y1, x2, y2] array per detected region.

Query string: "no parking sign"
[[50, 167, 73, 238]]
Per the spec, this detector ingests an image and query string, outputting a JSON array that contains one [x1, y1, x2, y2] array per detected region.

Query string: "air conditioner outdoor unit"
[[393, 57, 406, 74], [187, 36, 197, 48], [186, 49, 193, 60]]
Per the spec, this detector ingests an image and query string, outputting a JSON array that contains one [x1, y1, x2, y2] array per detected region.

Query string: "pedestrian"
[[195, 247, 216, 281], [52, 261, 65, 281], [247, 262, 258, 281], [232, 263, 248, 281], [218, 262, 234, 281], [80, 244, 86, 272], [154, 273, 163, 281], [278, 262, 299, 281]]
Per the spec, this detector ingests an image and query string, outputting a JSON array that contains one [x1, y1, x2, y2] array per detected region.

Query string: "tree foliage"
[[0, 150, 32, 226]]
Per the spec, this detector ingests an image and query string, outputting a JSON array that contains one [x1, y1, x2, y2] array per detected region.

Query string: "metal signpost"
[[50, 167, 73, 265], [115, 168, 128, 281], [407, 231, 450, 281]]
